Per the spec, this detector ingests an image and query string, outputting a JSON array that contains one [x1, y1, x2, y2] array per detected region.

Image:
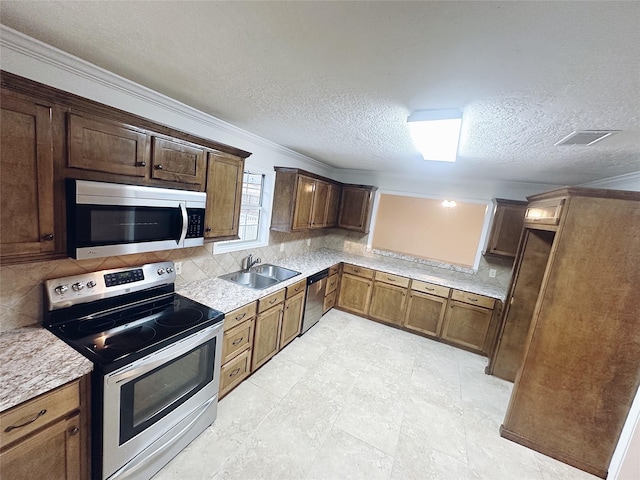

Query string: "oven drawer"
[[222, 320, 254, 364], [225, 301, 257, 330], [219, 349, 251, 398], [1, 380, 80, 448]]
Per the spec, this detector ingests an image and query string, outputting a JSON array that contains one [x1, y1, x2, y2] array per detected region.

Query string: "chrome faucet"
[[244, 253, 261, 271]]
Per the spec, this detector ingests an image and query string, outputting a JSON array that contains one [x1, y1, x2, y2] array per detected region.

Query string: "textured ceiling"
[[1, 1, 639, 185]]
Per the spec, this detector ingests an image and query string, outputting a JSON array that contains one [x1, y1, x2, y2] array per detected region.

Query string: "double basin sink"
[[219, 264, 301, 289]]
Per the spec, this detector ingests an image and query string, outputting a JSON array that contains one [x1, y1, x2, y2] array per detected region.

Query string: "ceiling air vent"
[[555, 130, 620, 146]]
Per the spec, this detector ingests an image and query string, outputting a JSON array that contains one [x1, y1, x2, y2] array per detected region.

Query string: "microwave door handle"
[[177, 202, 188, 245]]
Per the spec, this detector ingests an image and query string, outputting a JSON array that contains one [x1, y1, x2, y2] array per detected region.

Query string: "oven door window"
[[75, 204, 183, 247], [119, 338, 215, 445]]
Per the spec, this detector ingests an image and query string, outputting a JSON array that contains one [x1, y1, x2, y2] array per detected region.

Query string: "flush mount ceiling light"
[[407, 109, 462, 162], [555, 130, 621, 146], [441, 200, 457, 208]]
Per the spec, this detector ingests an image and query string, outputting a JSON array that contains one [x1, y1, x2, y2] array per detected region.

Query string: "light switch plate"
[[280, 243, 285, 252], [306, 238, 311, 246], [489, 269, 497, 278]]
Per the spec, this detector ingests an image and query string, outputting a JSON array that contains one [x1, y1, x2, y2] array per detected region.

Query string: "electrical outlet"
[[489, 269, 497, 278], [280, 243, 285, 252], [175, 262, 183, 275], [306, 238, 311, 246]]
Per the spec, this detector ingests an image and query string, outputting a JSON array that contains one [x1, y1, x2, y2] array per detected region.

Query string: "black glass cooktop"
[[46, 292, 223, 373]]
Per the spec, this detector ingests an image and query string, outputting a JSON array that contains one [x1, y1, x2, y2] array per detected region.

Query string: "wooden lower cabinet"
[[403, 291, 448, 337], [337, 272, 373, 315], [368, 282, 407, 326], [280, 291, 305, 349], [441, 299, 494, 354], [219, 349, 251, 398], [251, 303, 283, 371], [0, 377, 88, 480]]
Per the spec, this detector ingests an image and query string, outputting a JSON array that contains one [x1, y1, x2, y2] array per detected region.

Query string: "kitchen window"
[[213, 170, 272, 254]]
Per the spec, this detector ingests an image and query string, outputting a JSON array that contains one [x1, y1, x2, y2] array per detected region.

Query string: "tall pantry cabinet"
[[496, 187, 640, 479]]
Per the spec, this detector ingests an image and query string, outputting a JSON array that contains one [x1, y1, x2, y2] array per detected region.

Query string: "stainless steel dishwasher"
[[300, 268, 329, 335]]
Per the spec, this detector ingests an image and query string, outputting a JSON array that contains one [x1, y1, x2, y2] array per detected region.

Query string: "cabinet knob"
[[68, 426, 80, 436], [42, 234, 54, 241], [205, 227, 212, 232], [136, 161, 146, 167], [155, 164, 163, 170]]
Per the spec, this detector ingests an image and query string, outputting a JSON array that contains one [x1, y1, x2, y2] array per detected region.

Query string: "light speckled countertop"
[[0, 326, 93, 412], [179, 248, 508, 314]]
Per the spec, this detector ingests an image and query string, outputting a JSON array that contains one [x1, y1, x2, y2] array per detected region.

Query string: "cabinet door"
[[68, 113, 147, 177], [310, 180, 329, 228], [0, 415, 81, 480], [325, 183, 341, 227], [337, 273, 373, 316], [338, 186, 375, 233], [369, 281, 407, 326], [441, 300, 493, 353], [1, 93, 57, 259], [292, 176, 315, 230], [486, 201, 527, 257], [151, 136, 207, 188], [403, 291, 448, 337], [251, 304, 282, 371], [280, 291, 305, 349], [204, 152, 244, 239]]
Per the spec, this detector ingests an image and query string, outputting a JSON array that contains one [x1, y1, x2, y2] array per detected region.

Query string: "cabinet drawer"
[[225, 302, 257, 330], [411, 280, 450, 298], [1, 380, 80, 448], [219, 349, 251, 398], [323, 290, 337, 313], [451, 290, 495, 309], [329, 264, 341, 276], [286, 279, 306, 299], [258, 288, 286, 313], [342, 264, 374, 279], [374, 271, 410, 288], [326, 273, 339, 295], [222, 320, 254, 364]]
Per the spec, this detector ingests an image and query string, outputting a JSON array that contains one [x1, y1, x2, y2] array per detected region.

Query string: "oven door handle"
[[107, 395, 216, 480], [106, 323, 222, 385], [177, 202, 188, 245]]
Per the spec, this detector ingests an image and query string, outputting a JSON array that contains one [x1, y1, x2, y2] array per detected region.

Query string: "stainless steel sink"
[[251, 264, 301, 281], [219, 264, 301, 289]]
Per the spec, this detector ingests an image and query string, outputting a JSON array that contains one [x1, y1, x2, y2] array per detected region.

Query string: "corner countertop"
[[178, 248, 508, 314], [0, 326, 93, 412]]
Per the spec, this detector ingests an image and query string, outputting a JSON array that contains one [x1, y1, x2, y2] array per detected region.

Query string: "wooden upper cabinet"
[[292, 176, 315, 230], [338, 185, 377, 233], [485, 199, 527, 258], [1, 92, 58, 262], [204, 152, 244, 239], [325, 183, 341, 227], [68, 113, 147, 177], [151, 136, 207, 189], [311, 180, 329, 228]]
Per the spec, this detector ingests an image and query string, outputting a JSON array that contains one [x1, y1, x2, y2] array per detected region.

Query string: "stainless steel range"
[[44, 262, 224, 480]]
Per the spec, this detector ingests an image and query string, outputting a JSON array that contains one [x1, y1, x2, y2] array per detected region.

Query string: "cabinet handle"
[[354, 269, 360, 273], [269, 299, 276, 304], [4, 409, 47, 432], [235, 313, 246, 321], [68, 426, 79, 436], [155, 164, 163, 170], [229, 368, 241, 377], [232, 337, 243, 346], [205, 227, 212, 232], [426, 287, 435, 291], [387, 277, 396, 282], [136, 161, 146, 167], [42, 234, 54, 241], [467, 297, 478, 302]]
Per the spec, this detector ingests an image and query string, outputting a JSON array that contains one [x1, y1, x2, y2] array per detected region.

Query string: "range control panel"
[[45, 262, 176, 311]]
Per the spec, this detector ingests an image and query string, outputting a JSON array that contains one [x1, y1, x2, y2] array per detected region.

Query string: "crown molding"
[[0, 25, 328, 170], [579, 171, 640, 191]]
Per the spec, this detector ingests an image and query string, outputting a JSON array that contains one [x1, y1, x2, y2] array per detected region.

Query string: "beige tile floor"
[[153, 310, 598, 480]]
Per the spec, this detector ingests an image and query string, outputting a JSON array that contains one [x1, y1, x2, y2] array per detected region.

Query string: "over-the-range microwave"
[[66, 179, 206, 260]]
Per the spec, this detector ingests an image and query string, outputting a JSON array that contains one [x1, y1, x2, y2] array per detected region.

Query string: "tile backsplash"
[[0, 229, 513, 332]]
